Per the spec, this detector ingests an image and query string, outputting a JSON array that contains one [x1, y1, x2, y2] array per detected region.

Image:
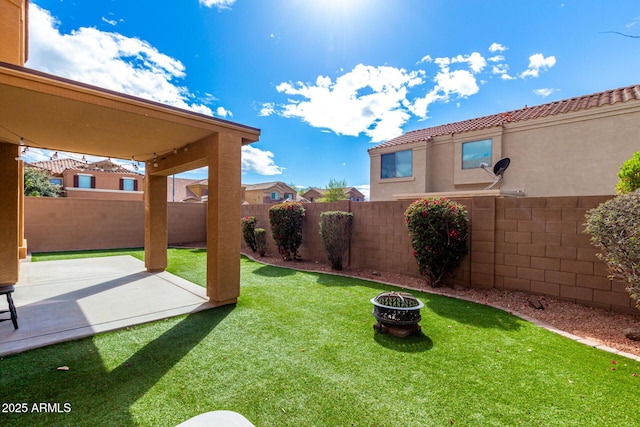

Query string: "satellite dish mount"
[[480, 157, 510, 190]]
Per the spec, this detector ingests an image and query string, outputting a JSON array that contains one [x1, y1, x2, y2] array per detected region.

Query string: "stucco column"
[[144, 173, 168, 272], [0, 142, 20, 284], [206, 133, 242, 306], [18, 159, 27, 259]]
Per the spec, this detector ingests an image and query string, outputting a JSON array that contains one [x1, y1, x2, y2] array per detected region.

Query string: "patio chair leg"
[[7, 292, 18, 330]]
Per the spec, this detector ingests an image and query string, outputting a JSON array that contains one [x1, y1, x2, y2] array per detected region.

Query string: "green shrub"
[[269, 201, 305, 260], [584, 193, 640, 309], [241, 216, 257, 252], [319, 211, 353, 270], [404, 197, 469, 286], [254, 228, 267, 257], [616, 151, 640, 194]]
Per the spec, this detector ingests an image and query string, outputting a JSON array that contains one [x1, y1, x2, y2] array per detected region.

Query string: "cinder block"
[[559, 285, 593, 302], [546, 197, 579, 208], [561, 259, 593, 275], [472, 262, 494, 275], [504, 253, 531, 268], [545, 221, 577, 234], [530, 280, 560, 296], [530, 256, 560, 271], [496, 242, 518, 254], [517, 197, 547, 208], [505, 208, 532, 221], [517, 220, 546, 233], [505, 231, 532, 244], [471, 230, 495, 242], [517, 267, 545, 281], [576, 274, 611, 291], [593, 289, 634, 308], [503, 276, 530, 291], [531, 208, 562, 221], [518, 244, 546, 257], [562, 233, 593, 248], [546, 270, 576, 286], [546, 245, 577, 260], [496, 219, 518, 231], [495, 264, 517, 277]]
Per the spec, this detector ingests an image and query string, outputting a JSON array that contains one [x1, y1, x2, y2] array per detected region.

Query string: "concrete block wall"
[[241, 195, 634, 313], [493, 196, 634, 313], [25, 197, 206, 252]]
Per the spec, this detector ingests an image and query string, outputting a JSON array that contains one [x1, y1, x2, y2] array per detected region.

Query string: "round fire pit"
[[371, 291, 423, 338]]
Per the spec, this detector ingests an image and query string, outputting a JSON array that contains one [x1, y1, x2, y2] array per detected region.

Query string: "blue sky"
[[24, 0, 640, 199]]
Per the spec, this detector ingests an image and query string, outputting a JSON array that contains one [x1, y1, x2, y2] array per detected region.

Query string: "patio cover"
[[0, 61, 260, 306]]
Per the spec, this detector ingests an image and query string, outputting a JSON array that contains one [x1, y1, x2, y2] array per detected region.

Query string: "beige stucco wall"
[[61, 170, 143, 200], [0, 0, 27, 66], [370, 102, 640, 201]]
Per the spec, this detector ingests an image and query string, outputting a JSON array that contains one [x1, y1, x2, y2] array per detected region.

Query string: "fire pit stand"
[[371, 291, 424, 338]]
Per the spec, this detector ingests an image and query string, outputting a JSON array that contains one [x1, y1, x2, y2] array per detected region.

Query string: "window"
[[202, 188, 208, 196], [271, 191, 280, 200], [120, 178, 137, 191], [462, 139, 492, 169], [74, 174, 95, 189], [284, 193, 294, 200], [381, 149, 412, 179], [50, 178, 62, 186]]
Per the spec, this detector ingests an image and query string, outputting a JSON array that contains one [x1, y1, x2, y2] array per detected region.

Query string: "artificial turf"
[[1, 249, 638, 426]]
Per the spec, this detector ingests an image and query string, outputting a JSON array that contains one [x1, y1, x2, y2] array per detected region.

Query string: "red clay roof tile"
[[369, 84, 640, 152]]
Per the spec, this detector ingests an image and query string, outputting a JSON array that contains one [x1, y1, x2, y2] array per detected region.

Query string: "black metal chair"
[[0, 285, 18, 330]]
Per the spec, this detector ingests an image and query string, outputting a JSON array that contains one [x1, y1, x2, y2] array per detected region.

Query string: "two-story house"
[[28, 158, 144, 200], [302, 187, 365, 202], [368, 84, 640, 201], [243, 181, 299, 204]]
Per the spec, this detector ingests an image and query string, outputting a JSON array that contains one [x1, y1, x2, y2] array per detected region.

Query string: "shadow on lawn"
[[2, 306, 234, 426], [373, 331, 434, 353], [424, 297, 525, 331]]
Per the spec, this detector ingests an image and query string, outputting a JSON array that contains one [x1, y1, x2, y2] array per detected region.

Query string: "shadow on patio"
[[0, 255, 214, 356]]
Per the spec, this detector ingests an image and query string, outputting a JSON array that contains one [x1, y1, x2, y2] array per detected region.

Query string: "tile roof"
[[28, 158, 142, 175], [369, 84, 640, 152]]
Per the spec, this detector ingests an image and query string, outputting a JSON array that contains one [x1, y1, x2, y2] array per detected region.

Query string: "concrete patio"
[[0, 255, 213, 356]]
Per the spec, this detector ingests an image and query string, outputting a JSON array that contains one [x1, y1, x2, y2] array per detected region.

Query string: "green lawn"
[[1, 249, 638, 426]]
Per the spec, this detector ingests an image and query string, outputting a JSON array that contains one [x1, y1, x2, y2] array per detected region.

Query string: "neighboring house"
[[368, 84, 640, 201], [302, 187, 365, 202], [243, 181, 299, 204], [28, 158, 144, 200], [166, 177, 208, 202]]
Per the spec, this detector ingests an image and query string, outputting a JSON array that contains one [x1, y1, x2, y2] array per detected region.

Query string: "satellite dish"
[[480, 157, 511, 190]]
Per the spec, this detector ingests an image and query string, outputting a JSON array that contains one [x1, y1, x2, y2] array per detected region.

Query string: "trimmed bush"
[[269, 201, 305, 260], [319, 211, 353, 270], [585, 192, 640, 309], [254, 228, 267, 257], [404, 197, 469, 287], [241, 216, 257, 252], [616, 151, 640, 194]]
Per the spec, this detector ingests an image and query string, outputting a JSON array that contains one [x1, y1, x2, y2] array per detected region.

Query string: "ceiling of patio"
[[0, 62, 260, 162]]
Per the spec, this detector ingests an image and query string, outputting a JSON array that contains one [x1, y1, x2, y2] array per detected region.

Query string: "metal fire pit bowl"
[[371, 291, 424, 337]]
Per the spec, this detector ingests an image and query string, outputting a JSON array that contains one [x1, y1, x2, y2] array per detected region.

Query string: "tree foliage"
[[585, 192, 640, 309], [615, 151, 640, 194], [319, 211, 353, 270], [24, 167, 61, 197], [318, 178, 348, 202], [269, 201, 305, 260], [404, 197, 469, 286]]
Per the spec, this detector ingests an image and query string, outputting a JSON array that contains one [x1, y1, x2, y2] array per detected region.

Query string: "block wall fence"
[[242, 195, 636, 314], [22, 196, 634, 313], [24, 197, 206, 252]]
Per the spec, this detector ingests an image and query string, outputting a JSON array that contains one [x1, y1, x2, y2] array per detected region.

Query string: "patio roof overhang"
[[0, 62, 260, 161]]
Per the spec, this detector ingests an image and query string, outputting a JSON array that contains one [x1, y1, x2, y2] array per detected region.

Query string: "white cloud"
[[101, 17, 117, 26], [533, 88, 556, 97], [241, 145, 284, 175], [488, 55, 505, 62], [626, 16, 640, 30], [28, 5, 214, 114], [418, 54, 433, 64], [259, 102, 275, 116], [354, 184, 370, 201], [199, 0, 236, 10], [271, 64, 423, 143], [519, 53, 557, 79], [215, 106, 233, 118], [488, 43, 508, 53], [27, 5, 284, 175]]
